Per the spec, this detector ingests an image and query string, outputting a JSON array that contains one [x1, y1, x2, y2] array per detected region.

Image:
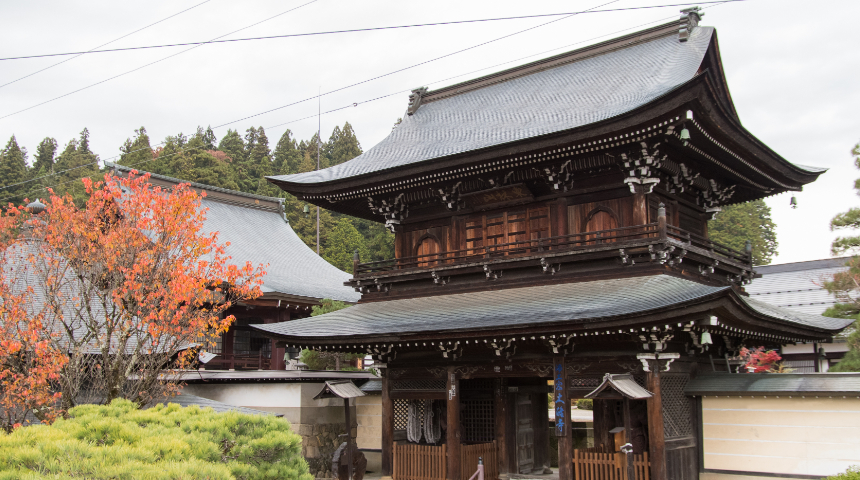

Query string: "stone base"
[[296, 422, 358, 478]]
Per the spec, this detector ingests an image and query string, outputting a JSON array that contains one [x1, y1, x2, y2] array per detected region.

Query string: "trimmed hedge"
[[0, 399, 313, 480], [829, 466, 860, 480]]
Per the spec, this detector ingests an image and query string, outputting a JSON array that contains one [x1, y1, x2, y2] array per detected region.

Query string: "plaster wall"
[[782, 343, 849, 355], [181, 382, 350, 424], [355, 394, 382, 473], [701, 396, 860, 477]]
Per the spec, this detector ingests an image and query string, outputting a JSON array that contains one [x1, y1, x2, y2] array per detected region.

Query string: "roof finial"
[[679, 6, 704, 42], [407, 87, 428, 116]]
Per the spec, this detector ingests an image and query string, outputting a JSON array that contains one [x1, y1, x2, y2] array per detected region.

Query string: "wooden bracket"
[[438, 341, 462, 360], [435, 181, 464, 211], [621, 142, 665, 194], [430, 271, 450, 286], [368, 194, 408, 233], [618, 249, 634, 266], [537, 159, 574, 192], [545, 336, 574, 355], [490, 338, 516, 360], [638, 328, 675, 352], [540, 257, 561, 275], [483, 264, 502, 280]]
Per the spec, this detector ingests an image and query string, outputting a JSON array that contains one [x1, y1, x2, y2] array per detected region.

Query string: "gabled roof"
[[268, 21, 821, 193], [745, 257, 849, 315], [109, 164, 360, 303], [253, 274, 853, 343]]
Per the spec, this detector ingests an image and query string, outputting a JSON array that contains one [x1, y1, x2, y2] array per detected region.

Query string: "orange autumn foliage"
[[0, 172, 265, 426]]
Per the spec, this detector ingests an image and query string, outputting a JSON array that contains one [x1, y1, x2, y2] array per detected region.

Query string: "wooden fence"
[[572, 448, 650, 480], [461, 442, 497, 480], [393, 443, 446, 480], [392, 442, 498, 480]]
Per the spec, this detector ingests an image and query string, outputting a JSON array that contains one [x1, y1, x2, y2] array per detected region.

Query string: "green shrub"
[[0, 399, 313, 480], [829, 466, 860, 480], [575, 399, 593, 410]]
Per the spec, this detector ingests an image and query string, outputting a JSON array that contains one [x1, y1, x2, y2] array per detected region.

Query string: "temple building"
[[108, 163, 360, 371], [254, 9, 852, 480]]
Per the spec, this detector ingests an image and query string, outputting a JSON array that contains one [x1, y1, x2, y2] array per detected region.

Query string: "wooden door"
[[585, 210, 618, 243], [416, 236, 440, 267], [515, 394, 535, 473]]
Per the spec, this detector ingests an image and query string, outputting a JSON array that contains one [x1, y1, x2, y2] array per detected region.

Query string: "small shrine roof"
[[253, 275, 852, 342], [109, 163, 360, 303], [585, 374, 653, 400]]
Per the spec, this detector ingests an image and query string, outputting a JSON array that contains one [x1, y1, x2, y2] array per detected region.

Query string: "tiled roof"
[[270, 27, 715, 186], [253, 275, 850, 340], [685, 373, 860, 395], [148, 393, 277, 416], [746, 257, 849, 315], [109, 163, 360, 303]]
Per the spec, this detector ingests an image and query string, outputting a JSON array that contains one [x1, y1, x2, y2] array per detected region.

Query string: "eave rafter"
[[297, 108, 797, 221]]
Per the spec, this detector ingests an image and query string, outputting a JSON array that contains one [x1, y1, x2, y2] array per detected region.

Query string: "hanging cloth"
[[423, 399, 442, 444], [407, 400, 422, 443]]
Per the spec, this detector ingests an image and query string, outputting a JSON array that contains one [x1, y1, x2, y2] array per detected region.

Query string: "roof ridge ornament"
[[407, 86, 428, 116], [679, 6, 704, 42]]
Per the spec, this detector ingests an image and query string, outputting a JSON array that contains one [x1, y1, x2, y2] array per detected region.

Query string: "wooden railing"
[[393, 443, 446, 480], [461, 442, 497, 480], [355, 221, 753, 276], [356, 224, 661, 275], [392, 442, 497, 480], [666, 225, 750, 265], [572, 448, 650, 480]]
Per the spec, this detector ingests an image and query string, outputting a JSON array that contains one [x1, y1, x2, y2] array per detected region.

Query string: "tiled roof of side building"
[[109, 163, 360, 303], [746, 257, 849, 316], [252, 275, 853, 340], [685, 373, 860, 395], [269, 24, 819, 188]]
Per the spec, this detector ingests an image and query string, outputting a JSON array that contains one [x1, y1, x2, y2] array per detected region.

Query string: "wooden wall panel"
[[567, 196, 638, 234]]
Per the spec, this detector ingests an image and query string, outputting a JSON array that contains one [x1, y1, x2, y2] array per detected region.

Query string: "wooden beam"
[[447, 367, 461, 480], [381, 371, 394, 477], [554, 355, 573, 480], [390, 391, 446, 400]]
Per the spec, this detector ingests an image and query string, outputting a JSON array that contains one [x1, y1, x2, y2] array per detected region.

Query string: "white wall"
[[702, 396, 860, 476]]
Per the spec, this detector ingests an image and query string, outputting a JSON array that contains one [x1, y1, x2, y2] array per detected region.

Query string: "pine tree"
[[0, 135, 30, 205], [217, 129, 244, 163], [323, 218, 370, 273], [119, 127, 153, 168], [244, 127, 272, 194], [273, 129, 301, 175], [326, 122, 362, 166], [52, 129, 100, 206], [194, 125, 218, 150], [32, 137, 58, 177], [708, 200, 778, 265]]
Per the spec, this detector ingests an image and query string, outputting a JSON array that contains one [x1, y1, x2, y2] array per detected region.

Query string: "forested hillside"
[[0, 124, 393, 273]]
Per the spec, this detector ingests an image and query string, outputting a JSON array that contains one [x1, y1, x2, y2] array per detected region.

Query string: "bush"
[[829, 466, 860, 480], [0, 399, 313, 480], [576, 399, 593, 410]]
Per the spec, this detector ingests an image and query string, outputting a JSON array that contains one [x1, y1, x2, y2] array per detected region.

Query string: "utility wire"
[[0, 0, 318, 122], [0, 0, 213, 89], [0, 0, 747, 62], [0, 0, 740, 199]]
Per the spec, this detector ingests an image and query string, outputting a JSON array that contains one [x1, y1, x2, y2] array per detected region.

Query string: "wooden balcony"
[[351, 221, 754, 290], [202, 353, 271, 370]]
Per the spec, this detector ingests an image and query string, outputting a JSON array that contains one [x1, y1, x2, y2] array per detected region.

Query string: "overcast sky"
[[2, 0, 858, 265]]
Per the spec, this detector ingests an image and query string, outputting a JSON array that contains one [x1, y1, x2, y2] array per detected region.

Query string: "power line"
[[0, 0, 318, 122], [212, 0, 623, 130], [0, 0, 212, 89], [0, 1, 747, 62], [0, 0, 741, 198]]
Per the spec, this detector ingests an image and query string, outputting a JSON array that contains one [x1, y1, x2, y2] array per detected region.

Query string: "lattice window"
[[661, 375, 693, 438], [462, 399, 495, 443], [392, 379, 445, 391], [393, 399, 426, 430], [568, 377, 601, 389]]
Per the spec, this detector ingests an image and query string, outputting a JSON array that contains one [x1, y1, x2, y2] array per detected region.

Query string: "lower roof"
[[685, 373, 860, 395], [253, 275, 852, 342], [178, 369, 377, 383]]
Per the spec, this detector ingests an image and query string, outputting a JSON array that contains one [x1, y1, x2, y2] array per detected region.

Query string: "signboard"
[[553, 356, 567, 437]]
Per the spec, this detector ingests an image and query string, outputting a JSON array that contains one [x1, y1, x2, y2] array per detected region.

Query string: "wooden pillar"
[[494, 378, 509, 474], [344, 397, 354, 480], [447, 367, 461, 480], [638, 353, 677, 480], [381, 370, 393, 478], [554, 356, 572, 480], [556, 198, 568, 238], [623, 397, 635, 480], [533, 391, 550, 473], [632, 190, 648, 227]]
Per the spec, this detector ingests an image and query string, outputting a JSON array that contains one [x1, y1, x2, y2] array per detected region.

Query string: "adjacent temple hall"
[[254, 10, 853, 480]]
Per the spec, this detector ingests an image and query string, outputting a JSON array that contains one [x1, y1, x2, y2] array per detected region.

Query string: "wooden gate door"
[[516, 393, 535, 473]]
